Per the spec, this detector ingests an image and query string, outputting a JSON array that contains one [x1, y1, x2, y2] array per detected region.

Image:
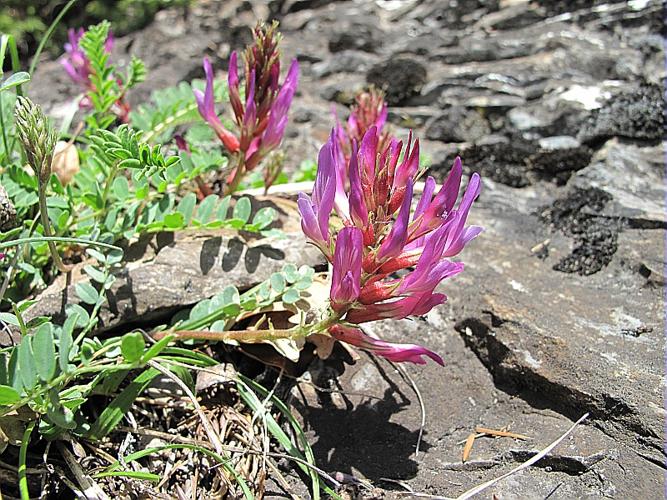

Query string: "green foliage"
[[171, 264, 314, 333], [78, 21, 117, 128], [132, 82, 201, 143], [0, 16, 323, 498], [78, 21, 146, 129], [132, 78, 230, 144], [88, 125, 178, 178], [291, 158, 318, 183]]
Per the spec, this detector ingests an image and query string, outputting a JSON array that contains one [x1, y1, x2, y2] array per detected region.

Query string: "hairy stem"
[[224, 154, 246, 195], [18, 420, 35, 500], [162, 310, 343, 343], [38, 186, 72, 273]]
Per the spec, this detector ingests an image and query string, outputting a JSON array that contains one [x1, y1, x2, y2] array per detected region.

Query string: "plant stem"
[[0, 92, 9, 160], [18, 420, 35, 500], [0, 236, 120, 252], [164, 310, 343, 343], [0, 215, 39, 305], [224, 154, 246, 195], [37, 188, 72, 273], [0, 360, 136, 418], [101, 161, 119, 211]]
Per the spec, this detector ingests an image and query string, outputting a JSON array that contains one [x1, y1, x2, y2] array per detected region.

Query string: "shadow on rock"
[[294, 356, 431, 483]]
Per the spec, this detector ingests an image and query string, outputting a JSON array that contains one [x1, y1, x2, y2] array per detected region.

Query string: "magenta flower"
[[61, 28, 113, 86], [330, 227, 362, 312], [259, 59, 299, 153], [193, 58, 241, 154], [297, 140, 337, 254], [194, 22, 300, 192], [298, 126, 482, 365], [329, 324, 444, 366]]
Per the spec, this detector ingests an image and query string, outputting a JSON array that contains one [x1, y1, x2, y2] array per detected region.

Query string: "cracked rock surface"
[[27, 0, 664, 497]]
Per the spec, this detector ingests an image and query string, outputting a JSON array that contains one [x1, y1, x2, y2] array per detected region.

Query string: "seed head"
[[14, 97, 58, 185]]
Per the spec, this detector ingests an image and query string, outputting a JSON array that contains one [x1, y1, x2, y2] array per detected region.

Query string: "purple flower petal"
[[331, 227, 363, 310], [378, 178, 413, 261], [348, 141, 368, 228], [358, 126, 379, 181], [329, 324, 444, 366]]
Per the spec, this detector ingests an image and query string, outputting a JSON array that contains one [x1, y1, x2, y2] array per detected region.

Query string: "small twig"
[[264, 457, 297, 499], [56, 442, 110, 500], [380, 477, 415, 492], [391, 360, 427, 458], [462, 434, 476, 463], [55, 466, 88, 500], [147, 361, 225, 455], [115, 426, 212, 447], [147, 360, 230, 486], [456, 433, 484, 446], [474, 427, 530, 440], [112, 425, 342, 489], [455, 413, 590, 500]]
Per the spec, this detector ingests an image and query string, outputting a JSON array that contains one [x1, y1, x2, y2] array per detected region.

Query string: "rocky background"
[[29, 0, 665, 497]]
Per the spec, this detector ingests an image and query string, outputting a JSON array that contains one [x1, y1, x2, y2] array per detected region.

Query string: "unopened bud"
[[51, 141, 80, 185], [14, 96, 58, 185]]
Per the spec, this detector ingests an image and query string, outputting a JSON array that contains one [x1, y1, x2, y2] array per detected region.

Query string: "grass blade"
[[236, 375, 331, 499], [18, 420, 35, 500], [87, 367, 158, 440], [29, 0, 77, 76]]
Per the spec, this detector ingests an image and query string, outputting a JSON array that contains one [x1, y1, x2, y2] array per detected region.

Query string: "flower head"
[[193, 57, 241, 153], [333, 87, 388, 164], [61, 28, 113, 87], [195, 21, 299, 191], [298, 127, 482, 365]]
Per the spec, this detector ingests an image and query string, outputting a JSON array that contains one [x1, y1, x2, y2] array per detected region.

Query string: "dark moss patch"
[[539, 187, 623, 275], [366, 58, 427, 106], [578, 83, 664, 145]]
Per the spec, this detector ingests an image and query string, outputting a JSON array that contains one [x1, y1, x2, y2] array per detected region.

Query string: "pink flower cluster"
[[61, 28, 114, 86], [298, 125, 482, 365], [60, 28, 131, 122], [333, 87, 388, 164], [194, 22, 299, 190]]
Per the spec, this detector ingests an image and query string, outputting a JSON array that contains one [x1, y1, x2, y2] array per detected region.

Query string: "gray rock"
[[311, 50, 377, 78], [538, 135, 580, 150], [425, 106, 490, 143], [328, 24, 379, 53], [24, 228, 325, 333], [578, 84, 664, 145], [571, 139, 665, 224], [446, 193, 665, 483], [366, 57, 427, 106]]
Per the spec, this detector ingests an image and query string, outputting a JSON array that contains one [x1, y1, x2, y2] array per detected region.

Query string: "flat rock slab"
[[572, 139, 665, 225], [23, 228, 323, 336]]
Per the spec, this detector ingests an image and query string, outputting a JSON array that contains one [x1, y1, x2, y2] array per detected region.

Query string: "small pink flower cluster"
[[194, 22, 299, 191], [60, 28, 130, 122], [333, 87, 388, 164], [61, 28, 114, 86], [299, 119, 482, 365]]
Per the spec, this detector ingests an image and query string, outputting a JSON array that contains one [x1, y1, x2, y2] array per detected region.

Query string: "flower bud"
[[14, 97, 58, 186]]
